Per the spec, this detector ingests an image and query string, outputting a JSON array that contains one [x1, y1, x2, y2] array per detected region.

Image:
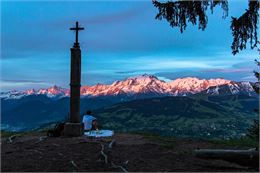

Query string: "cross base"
[[73, 42, 80, 48], [63, 122, 84, 137]]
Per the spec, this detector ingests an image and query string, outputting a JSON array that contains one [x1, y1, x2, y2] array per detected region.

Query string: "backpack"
[[47, 122, 65, 137]]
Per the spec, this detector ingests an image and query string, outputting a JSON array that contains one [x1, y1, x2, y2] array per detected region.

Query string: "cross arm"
[[70, 27, 84, 30]]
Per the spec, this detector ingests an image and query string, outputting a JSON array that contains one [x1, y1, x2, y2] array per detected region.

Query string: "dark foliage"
[[47, 122, 65, 137], [247, 45, 259, 142], [247, 119, 259, 141], [231, 1, 259, 55], [253, 58, 260, 94], [95, 95, 258, 138], [152, 0, 228, 33], [153, 0, 259, 55]]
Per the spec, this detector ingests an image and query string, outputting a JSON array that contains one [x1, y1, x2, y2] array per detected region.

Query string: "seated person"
[[82, 110, 98, 131], [91, 119, 99, 131]]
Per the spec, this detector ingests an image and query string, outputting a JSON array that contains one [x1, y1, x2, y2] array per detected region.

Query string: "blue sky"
[[1, 0, 259, 91]]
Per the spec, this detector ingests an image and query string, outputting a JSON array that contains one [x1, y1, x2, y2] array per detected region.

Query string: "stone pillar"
[[63, 46, 84, 137], [70, 47, 81, 123]]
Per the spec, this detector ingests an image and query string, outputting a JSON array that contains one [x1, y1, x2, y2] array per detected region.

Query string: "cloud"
[[115, 70, 139, 74], [154, 68, 255, 82], [1, 79, 45, 83], [241, 75, 257, 82], [124, 57, 236, 71], [2, 3, 149, 59], [43, 3, 149, 30], [0, 79, 50, 91], [145, 60, 215, 69], [81, 4, 149, 25], [82, 72, 120, 86], [201, 68, 252, 73], [157, 76, 172, 82], [155, 71, 200, 80]]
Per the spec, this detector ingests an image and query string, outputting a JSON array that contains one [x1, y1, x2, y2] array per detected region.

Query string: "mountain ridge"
[[1, 74, 256, 99]]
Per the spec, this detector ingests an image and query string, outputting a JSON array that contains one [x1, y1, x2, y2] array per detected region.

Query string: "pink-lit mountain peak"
[[168, 77, 231, 93], [123, 75, 230, 86], [111, 74, 160, 86], [105, 74, 166, 94], [32, 75, 230, 95], [3, 74, 253, 99], [127, 74, 159, 81], [170, 77, 231, 87], [80, 75, 233, 96], [24, 85, 70, 96]]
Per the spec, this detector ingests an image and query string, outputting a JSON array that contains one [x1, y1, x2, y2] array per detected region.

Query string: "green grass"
[[210, 137, 259, 148], [130, 131, 176, 149], [132, 131, 259, 149], [0, 130, 21, 138]]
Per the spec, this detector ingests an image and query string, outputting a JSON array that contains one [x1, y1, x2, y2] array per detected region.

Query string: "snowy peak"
[[169, 77, 231, 94], [0, 86, 70, 99], [81, 84, 109, 96], [203, 81, 255, 96], [24, 85, 70, 97], [0, 75, 256, 99], [36, 85, 70, 96], [127, 74, 159, 81], [0, 90, 26, 99], [107, 74, 167, 95]]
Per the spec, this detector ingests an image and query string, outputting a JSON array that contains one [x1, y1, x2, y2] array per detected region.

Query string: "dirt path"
[[1, 133, 258, 172]]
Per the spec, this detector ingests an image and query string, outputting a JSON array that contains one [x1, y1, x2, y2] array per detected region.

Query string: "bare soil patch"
[[1, 132, 258, 172]]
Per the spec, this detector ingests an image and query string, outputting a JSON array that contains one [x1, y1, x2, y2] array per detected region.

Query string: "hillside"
[[95, 95, 258, 139], [1, 132, 258, 172], [1, 95, 116, 131], [1, 94, 258, 139]]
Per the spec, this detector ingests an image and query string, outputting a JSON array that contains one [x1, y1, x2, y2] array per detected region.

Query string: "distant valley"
[[95, 95, 258, 139], [1, 75, 258, 139]]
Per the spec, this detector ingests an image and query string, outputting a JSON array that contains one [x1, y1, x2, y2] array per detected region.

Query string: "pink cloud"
[[83, 5, 148, 24]]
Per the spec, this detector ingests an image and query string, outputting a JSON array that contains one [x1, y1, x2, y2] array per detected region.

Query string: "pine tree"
[[152, 0, 259, 55], [152, 0, 228, 33], [247, 47, 260, 142], [231, 1, 259, 55]]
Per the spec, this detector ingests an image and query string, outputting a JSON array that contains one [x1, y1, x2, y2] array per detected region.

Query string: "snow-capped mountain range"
[[0, 74, 256, 100]]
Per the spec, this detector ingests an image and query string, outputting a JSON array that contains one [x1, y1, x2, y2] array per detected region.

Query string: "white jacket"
[[82, 115, 96, 130]]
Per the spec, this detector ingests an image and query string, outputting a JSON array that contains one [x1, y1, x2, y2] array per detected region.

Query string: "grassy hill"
[[95, 95, 258, 139], [1, 95, 116, 130], [2, 94, 258, 139]]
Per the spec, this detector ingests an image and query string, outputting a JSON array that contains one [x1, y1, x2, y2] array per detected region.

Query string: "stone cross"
[[70, 21, 84, 48], [64, 21, 84, 137]]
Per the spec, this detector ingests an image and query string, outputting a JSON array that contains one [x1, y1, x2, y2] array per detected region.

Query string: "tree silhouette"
[[231, 1, 259, 55], [247, 50, 259, 142], [152, 0, 228, 33], [253, 58, 260, 94], [153, 0, 259, 55]]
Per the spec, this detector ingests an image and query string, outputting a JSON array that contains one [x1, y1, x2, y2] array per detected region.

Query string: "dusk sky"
[[1, 0, 259, 91]]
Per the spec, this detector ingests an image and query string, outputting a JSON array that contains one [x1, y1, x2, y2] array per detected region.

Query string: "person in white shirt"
[[82, 110, 98, 131]]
